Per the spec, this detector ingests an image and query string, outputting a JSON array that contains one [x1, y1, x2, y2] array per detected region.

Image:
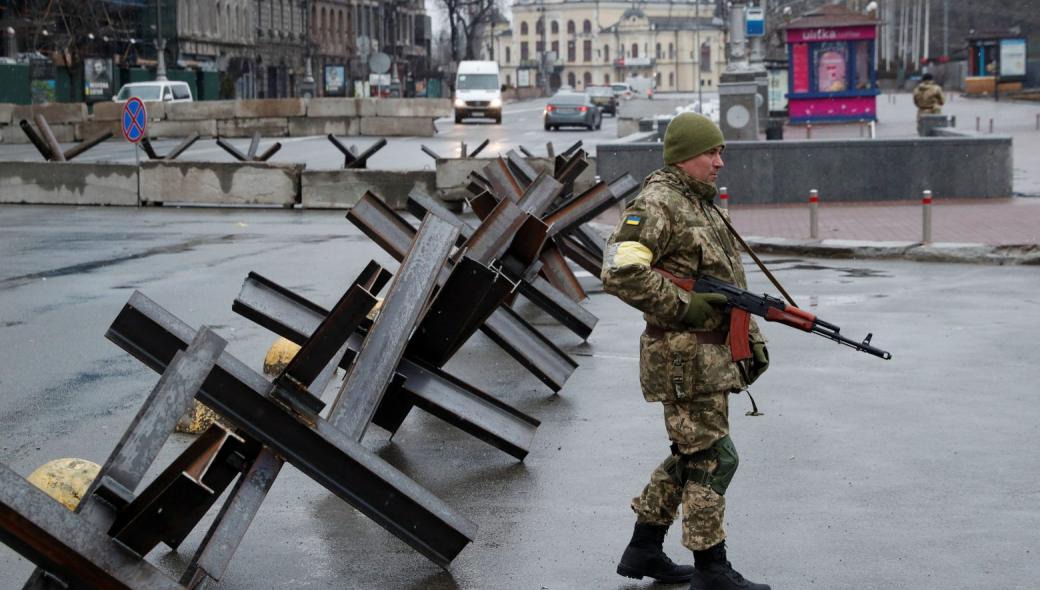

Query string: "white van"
[[113, 81, 194, 103], [454, 61, 502, 124]]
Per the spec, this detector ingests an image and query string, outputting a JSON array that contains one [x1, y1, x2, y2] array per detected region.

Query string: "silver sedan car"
[[543, 92, 602, 131]]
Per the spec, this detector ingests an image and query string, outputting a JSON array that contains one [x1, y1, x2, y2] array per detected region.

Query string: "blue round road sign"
[[121, 97, 147, 143]]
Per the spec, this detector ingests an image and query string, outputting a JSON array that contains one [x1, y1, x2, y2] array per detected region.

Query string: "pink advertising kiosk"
[[782, 5, 880, 123]]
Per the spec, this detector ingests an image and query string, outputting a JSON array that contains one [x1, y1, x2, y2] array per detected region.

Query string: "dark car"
[[544, 92, 603, 131], [586, 85, 618, 116]]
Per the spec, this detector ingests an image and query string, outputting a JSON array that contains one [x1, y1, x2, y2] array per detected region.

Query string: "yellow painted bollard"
[[27, 458, 101, 510], [263, 337, 302, 376]]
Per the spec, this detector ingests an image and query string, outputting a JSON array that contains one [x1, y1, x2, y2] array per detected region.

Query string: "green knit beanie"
[[663, 112, 725, 165]]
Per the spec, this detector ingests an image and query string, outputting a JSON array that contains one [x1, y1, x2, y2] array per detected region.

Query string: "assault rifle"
[[653, 269, 892, 360]]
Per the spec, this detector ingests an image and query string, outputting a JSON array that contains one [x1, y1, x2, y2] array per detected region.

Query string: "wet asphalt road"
[[0, 205, 1038, 589]]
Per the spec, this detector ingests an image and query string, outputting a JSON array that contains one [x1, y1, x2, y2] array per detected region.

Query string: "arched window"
[[233, 5, 240, 37], [567, 20, 575, 35], [604, 45, 609, 63], [656, 43, 662, 59], [567, 71, 576, 87], [631, 43, 638, 58], [700, 42, 711, 73], [583, 72, 592, 87], [320, 7, 326, 40], [582, 19, 592, 34], [551, 21, 559, 34], [521, 21, 528, 36], [214, 2, 222, 36], [536, 19, 544, 35], [226, 4, 232, 36]]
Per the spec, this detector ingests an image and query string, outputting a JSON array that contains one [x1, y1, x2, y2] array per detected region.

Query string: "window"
[[583, 40, 592, 62], [162, 86, 173, 100], [567, 40, 576, 62], [521, 41, 529, 61], [631, 43, 638, 58], [567, 20, 575, 35], [583, 72, 592, 87], [551, 21, 559, 34], [506, 74, 512, 86], [604, 45, 610, 63], [505, 46, 511, 64], [656, 43, 662, 59], [814, 42, 848, 92], [583, 19, 591, 34], [536, 40, 544, 53], [172, 83, 191, 100], [853, 41, 873, 89], [567, 72, 576, 87], [536, 19, 544, 35], [552, 40, 559, 58], [521, 21, 528, 36], [669, 43, 674, 59], [700, 43, 711, 72], [669, 72, 674, 87], [604, 73, 610, 84]]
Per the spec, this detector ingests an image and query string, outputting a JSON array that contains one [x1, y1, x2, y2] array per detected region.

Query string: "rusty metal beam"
[[18, 119, 54, 161], [329, 215, 459, 441], [34, 114, 65, 162], [0, 463, 184, 590], [164, 133, 201, 161], [233, 272, 540, 459], [215, 137, 248, 162], [482, 157, 525, 202], [106, 291, 477, 567], [347, 138, 388, 169]]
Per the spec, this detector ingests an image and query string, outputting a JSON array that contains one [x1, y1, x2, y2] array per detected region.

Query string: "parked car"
[[611, 83, 634, 100], [544, 92, 602, 131], [113, 81, 193, 103], [586, 85, 618, 116]]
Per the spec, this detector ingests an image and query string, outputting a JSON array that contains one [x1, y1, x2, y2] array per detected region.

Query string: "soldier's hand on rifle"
[[749, 342, 770, 383], [681, 293, 728, 328]]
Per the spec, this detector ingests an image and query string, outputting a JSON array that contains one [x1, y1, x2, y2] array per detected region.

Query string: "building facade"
[[496, 0, 726, 93]]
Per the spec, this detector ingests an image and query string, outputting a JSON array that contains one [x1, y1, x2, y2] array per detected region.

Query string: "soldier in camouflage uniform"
[[604, 112, 771, 590], [913, 73, 945, 118]]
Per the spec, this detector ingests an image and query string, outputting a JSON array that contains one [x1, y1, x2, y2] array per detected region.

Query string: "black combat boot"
[[616, 523, 696, 583], [688, 541, 770, 590]]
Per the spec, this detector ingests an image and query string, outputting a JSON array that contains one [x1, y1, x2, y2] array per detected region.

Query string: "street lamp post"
[[155, 0, 167, 80]]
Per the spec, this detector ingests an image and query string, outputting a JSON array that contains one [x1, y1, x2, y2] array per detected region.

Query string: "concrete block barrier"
[[166, 101, 236, 121], [0, 161, 138, 205], [92, 101, 165, 121], [0, 104, 14, 125], [375, 98, 452, 118], [288, 117, 358, 137], [360, 116, 436, 137], [306, 98, 359, 118], [75, 120, 122, 141], [217, 117, 289, 137], [301, 169, 436, 209], [147, 119, 217, 139], [139, 161, 301, 206], [597, 137, 1013, 202], [235, 98, 306, 118], [12, 103, 88, 124]]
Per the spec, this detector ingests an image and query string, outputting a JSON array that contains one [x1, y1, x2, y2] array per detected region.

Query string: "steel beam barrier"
[[106, 292, 478, 567]]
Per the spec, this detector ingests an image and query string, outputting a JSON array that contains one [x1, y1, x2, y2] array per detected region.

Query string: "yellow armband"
[[612, 241, 653, 267]]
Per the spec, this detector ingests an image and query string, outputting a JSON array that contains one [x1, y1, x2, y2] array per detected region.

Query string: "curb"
[[745, 237, 1040, 265]]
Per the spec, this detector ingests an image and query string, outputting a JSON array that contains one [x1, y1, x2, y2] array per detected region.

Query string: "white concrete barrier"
[[301, 169, 436, 209], [0, 161, 138, 205], [139, 161, 301, 206]]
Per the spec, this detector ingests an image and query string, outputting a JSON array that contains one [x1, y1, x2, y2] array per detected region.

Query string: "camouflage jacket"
[[602, 166, 764, 399], [913, 81, 945, 114]]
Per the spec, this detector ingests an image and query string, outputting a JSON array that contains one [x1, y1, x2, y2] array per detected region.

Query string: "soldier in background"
[[913, 72, 945, 118], [604, 112, 771, 590]]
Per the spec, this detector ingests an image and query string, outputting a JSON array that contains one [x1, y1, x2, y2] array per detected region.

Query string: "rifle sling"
[[709, 203, 799, 309]]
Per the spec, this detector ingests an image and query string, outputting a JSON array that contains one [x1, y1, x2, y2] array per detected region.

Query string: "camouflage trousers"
[[630, 391, 730, 551]]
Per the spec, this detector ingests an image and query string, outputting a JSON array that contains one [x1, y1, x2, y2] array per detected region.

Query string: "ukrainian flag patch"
[[624, 215, 642, 226]]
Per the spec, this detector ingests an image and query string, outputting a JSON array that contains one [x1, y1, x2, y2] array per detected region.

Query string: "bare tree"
[[437, 0, 497, 64]]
